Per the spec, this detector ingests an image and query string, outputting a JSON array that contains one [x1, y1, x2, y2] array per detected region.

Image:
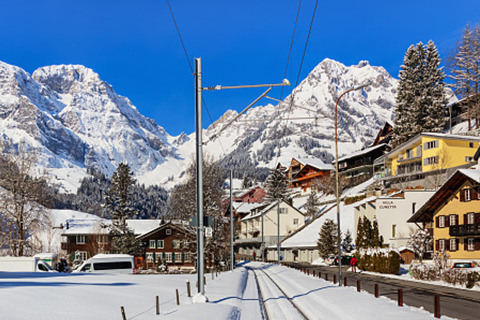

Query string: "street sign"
[[205, 227, 213, 238], [188, 216, 213, 227]]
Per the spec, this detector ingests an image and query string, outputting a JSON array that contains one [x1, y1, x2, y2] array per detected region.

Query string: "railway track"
[[253, 268, 309, 320]]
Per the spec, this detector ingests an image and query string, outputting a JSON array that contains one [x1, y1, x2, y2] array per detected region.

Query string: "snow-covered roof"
[[241, 199, 304, 221], [233, 202, 266, 214], [352, 196, 378, 209], [337, 143, 386, 163], [458, 168, 480, 182], [62, 218, 162, 236], [293, 157, 333, 171]]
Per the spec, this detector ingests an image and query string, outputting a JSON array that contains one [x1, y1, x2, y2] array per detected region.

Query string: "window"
[[146, 253, 154, 262], [280, 208, 288, 214], [439, 216, 445, 228], [465, 189, 471, 202], [293, 218, 299, 225], [450, 239, 457, 251], [149, 240, 156, 249], [157, 240, 164, 249], [467, 212, 475, 224], [466, 156, 474, 162], [76, 235, 86, 244], [175, 252, 182, 262], [184, 253, 192, 262], [424, 156, 439, 166], [81, 263, 91, 272], [450, 215, 457, 226], [392, 225, 397, 238], [470, 142, 474, 148], [98, 235, 108, 243], [439, 239, 445, 251], [406, 148, 413, 159], [165, 253, 173, 263], [339, 162, 347, 169], [468, 238, 475, 251], [166, 229, 172, 236], [78, 251, 88, 261], [416, 145, 422, 157], [424, 140, 438, 150], [172, 240, 181, 249], [412, 202, 416, 215], [93, 261, 132, 270]]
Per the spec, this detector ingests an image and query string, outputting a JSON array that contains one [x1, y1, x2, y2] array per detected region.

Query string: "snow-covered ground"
[[0, 262, 454, 319]]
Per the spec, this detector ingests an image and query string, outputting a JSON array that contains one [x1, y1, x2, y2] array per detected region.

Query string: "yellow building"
[[375, 133, 480, 188], [408, 169, 480, 260]]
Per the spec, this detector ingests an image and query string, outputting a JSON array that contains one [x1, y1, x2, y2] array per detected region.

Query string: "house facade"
[[375, 133, 480, 189], [137, 222, 196, 271], [287, 157, 332, 191], [235, 200, 306, 260], [408, 169, 480, 261], [233, 186, 267, 203]]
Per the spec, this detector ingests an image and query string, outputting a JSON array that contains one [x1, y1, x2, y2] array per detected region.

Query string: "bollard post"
[[398, 289, 403, 307], [375, 284, 379, 298], [212, 270, 214, 280], [325, 273, 328, 281], [307, 269, 310, 276], [176, 289, 180, 305], [156, 296, 160, 315], [334, 275, 336, 284], [344, 277, 347, 287], [187, 281, 191, 297], [313, 270, 316, 277], [204, 276, 207, 285], [357, 280, 360, 292], [120, 306, 127, 320], [319, 272, 321, 278], [434, 295, 440, 318]]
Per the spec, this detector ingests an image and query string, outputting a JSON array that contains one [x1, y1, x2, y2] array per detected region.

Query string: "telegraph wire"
[[166, 0, 227, 154]]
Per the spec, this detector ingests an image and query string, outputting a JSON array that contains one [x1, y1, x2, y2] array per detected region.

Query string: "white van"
[[74, 254, 135, 274]]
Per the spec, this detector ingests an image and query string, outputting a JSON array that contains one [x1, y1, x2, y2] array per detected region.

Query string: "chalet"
[[233, 186, 267, 203], [408, 169, 480, 261], [137, 222, 196, 271], [61, 218, 161, 264], [374, 133, 480, 189], [236, 199, 305, 260], [287, 157, 333, 191]]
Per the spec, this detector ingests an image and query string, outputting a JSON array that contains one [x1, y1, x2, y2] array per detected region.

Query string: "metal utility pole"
[[277, 199, 280, 264], [261, 208, 264, 263], [230, 169, 234, 271], [195, 58, 205, 296]]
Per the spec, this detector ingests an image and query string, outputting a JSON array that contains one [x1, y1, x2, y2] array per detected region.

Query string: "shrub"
[[440, 269, 467, 286], [410, 263, 439, 281], [356, 249, 401, 275], [467, 271, 480, 289]]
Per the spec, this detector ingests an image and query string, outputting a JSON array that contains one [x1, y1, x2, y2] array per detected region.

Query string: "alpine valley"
[[0, 58, 403, 193]]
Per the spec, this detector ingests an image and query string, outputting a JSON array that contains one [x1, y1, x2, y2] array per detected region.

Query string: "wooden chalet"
[[233, 186, 267, 203], [287, 157, 333, 191]]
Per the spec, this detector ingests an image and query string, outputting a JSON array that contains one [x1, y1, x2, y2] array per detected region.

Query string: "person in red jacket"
[[350, 256, 358, 273]]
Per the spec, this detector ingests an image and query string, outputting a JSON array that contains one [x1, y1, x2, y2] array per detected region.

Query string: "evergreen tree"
[[304, 190, 321, 219], [371, 219, 381, 248], [393, 41, 447, 146], [356, 216, 374, 249], [355, 217, 364, 249], [104, 163, 142, 256], [342, 229, 353, 253], [264, 169, 292, 203], [317, 219, 338, 258]]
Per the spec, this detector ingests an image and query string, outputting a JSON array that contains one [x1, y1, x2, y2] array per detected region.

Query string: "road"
[[286, 262, 480, 320]]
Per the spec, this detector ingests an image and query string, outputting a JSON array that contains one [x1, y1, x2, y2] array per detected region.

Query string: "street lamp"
[[334, 81, 371, 286], [194, 57, 289, 301]]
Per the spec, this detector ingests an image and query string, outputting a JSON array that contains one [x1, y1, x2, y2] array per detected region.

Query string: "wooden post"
[[204, 276, 207, 285], [357, 280, 360, 292], [313, 270, 316, 277], [212, 270, 214, 280], [156, 296, 160, 315], [398, 289, 403, 307], [344, 277, 347, 287], [187, 281, 191, 297], [120, 306, 127, 320], [375, 284, 379, 298], [319, 272, 321, 278], [307, 269, 310, 276], [333, 274, 336, 284], [325, 273, 328, 281], [176, 289, 180, 305], [434, 295, 440, 318]]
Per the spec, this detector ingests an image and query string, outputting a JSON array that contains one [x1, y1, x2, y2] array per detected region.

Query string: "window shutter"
[[473, 188, 479, 200], [435, 217, 439, 228], [72, 236, 77, 244], [464, 239, 469, 251], [162, 252, 165, 260], [456, 239, 460, 251], [172, 253, 175, 263], [455, 215, 459, 226], [475, 213, 480, 224], [153, 252, 156, 262], [181, 253, 185, 263], [460, 190, 466, 202], [464, 214, 468, 225], [84, 236, 88, 244], [476, 239, 480, 251], [445, 216, 450, 227], [435, 240, 439, 251]]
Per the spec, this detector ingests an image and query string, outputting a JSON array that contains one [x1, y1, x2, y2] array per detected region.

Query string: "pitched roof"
[[137, 222, 195, 239], [241, 199, 304, 221], [337, 143, 387, 163], [408, 169, 480, 223], [62, 218, 163, 236], [292, 157, 333, 171]]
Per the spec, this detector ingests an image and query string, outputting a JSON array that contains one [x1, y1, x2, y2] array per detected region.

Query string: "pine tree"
[[355, 217, 364, 249], [371, 219, 381, 248], [342, 229, 353, 253], [393, 41, 447, 146], [317, 219, 338, 258], [104, 163, 142, 256], [304, 190, 321, 219], [264, 169, 292, 203]]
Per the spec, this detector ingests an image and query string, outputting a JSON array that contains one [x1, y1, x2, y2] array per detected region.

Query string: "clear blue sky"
[[1, 0, 479, 136]]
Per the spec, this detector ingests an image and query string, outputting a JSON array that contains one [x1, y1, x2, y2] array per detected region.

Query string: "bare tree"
[[0, 142, 49, 256]]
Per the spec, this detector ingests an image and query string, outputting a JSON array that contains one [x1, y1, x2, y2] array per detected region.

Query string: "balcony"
[[449, 224, 480, 237]]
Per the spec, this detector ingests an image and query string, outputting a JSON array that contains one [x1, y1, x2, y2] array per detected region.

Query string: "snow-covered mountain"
[[0, 58, 401, 191]]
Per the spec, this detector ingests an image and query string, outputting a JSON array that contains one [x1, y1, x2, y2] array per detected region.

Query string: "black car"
[[333, 256, 353, 265]]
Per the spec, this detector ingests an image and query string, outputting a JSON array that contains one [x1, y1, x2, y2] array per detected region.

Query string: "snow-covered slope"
[[0, 58, 401, 191]]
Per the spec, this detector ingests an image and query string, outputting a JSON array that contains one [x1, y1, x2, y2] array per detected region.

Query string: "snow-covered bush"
[[467, 272, 480, 289], [440, 268, 467, 286], [355, 248, 401, 274], [410, 263, 439, 281]]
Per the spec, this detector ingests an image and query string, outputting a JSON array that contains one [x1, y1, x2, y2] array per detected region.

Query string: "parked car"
[[325, 256, 336, 265], [333, 256, 353, 266], [451, 261, 477, 269], [73, 254, 135, 274]]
